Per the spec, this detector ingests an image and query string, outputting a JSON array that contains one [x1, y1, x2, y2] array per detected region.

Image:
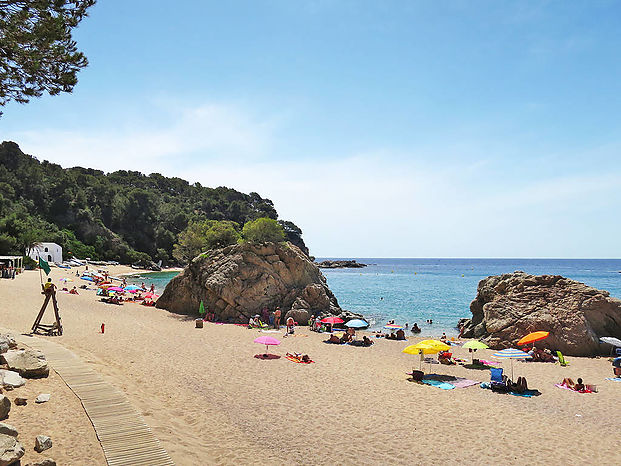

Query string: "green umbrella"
[[463, 340, 489, 363]]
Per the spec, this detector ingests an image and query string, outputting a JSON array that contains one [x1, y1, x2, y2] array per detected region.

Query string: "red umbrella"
[[320, 317, 344, 325]]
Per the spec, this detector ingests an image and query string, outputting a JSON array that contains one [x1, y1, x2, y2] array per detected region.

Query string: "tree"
[[0, 0, 96, 116], [242, 217, 285, 244], [172, 220, 241, 263]]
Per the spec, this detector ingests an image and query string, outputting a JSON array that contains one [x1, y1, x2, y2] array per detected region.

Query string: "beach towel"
[[554, 384, 593, 393], [479, 359, 501, 366], [605, 377, 621, 381], [508, 390, 539, 398], [260, 329, 280, 333], [286, 355, 314, 364], [422, 379, 455, 390], [451, 379, 479, 389]]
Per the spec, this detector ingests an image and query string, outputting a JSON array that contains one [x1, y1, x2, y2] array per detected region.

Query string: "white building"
[[28, 243, 63, 264]]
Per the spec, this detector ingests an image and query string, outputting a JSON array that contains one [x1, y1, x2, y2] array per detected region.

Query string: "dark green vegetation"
[[0, 0, 96, 116], [0, 141, 308, 264]]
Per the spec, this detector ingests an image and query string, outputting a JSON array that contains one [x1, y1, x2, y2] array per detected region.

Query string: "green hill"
[[0, 141, 307, 264]]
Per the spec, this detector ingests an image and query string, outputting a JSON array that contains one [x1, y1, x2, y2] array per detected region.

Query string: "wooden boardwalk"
[[17, 335, 174, 466]]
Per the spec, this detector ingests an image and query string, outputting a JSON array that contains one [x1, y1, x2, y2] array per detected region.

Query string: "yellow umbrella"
[[403, 340, 450, 371]]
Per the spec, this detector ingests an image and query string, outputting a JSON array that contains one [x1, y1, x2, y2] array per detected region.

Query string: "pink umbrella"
[[144, 292, 159, 299], [107, 286, 124, 292], [253, 336, 281, 357]]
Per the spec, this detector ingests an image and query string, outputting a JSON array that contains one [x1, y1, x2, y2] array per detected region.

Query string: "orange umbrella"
[[518, 331, 549, 346]]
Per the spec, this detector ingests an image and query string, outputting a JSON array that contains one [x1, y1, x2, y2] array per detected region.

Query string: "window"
[[44, 247, 49, 252], [47, 255, 52, 262]]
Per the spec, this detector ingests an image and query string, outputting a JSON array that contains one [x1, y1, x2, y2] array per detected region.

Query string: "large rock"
[[0, 397, 10, 421], [0, 371, 25, 389], [156, 242, 360, 324], [0, 336, 16, 355], [460, 271, 621, 356], [0, 425, 17, 438], [0, 433, 24, 466], [1, 350, 49, 378]]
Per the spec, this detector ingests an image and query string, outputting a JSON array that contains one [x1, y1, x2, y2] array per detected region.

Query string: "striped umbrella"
[[492, 348, 530, 380]]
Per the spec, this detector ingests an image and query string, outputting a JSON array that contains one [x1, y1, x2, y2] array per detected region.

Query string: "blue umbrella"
[[492, 348, 530, 380], [345, 319, 369, 328], [124, 285, 141, 291]]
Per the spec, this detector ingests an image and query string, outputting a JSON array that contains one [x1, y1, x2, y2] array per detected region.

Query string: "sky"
[[2, 0, 621, 258]]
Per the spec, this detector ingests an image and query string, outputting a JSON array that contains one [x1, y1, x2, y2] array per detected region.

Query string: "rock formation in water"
[[460, 271, 621, 356], [156, 242, 361, 324], [315, 260, 367, 269]]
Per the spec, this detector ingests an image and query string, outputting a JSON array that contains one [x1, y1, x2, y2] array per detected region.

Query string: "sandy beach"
[[1, 266, 620, 465]]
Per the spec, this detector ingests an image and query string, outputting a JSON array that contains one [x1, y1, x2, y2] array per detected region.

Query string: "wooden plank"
[[14, 334, 175, 466]]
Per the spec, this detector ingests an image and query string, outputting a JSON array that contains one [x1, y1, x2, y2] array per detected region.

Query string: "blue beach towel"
[[605, 377, 621, 381], [422, 379, 455, 390]]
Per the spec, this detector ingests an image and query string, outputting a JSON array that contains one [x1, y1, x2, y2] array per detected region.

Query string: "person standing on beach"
[[274, 307, 281, 329]]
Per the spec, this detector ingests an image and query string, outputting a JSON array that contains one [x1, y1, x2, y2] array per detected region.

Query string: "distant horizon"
[[315, 256, 621, 261]]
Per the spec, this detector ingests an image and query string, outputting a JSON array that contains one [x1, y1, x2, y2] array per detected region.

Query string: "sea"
[[127, 259, 621, 337]]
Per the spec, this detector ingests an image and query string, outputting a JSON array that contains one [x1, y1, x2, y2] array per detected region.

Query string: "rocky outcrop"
[[1, 350, 49, 378], [0, 432, 24, 466], [460, 271, 621, 356], [316, 260, 367, 269], [156, 242, 360, 324]]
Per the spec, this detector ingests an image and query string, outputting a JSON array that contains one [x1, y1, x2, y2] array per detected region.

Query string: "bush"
[[242, 218, 285, 243]]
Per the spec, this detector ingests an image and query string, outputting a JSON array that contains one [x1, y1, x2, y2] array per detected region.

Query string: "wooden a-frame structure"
[[31, 289, 63, 336]]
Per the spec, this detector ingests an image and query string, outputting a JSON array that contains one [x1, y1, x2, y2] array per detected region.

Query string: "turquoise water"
[[124, 271, 180, 294], [131, 259, 621, 336]]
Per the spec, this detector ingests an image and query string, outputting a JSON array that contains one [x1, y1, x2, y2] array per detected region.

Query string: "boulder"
[[34, 435, 52, 453], [157, 242, 363, 324], [0, 336, 16, 355], [0, 396, 9, 420], [25, 460, 56, 466], [1, 350, 49, 378], [0, 433, 24, 466], [0, 424, 17, 438], [0, 371, 25, 389], [460, 271, 621, 356], [13, 399, 26, 407]]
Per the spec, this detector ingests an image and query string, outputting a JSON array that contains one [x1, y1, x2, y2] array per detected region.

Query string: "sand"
[[1, 266, 620, 465]]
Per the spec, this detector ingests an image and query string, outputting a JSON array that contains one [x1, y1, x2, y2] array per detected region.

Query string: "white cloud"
[[4, 100, 621, 258]]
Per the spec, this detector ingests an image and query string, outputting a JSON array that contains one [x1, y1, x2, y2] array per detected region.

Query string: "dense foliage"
[[0, 141, 308, 264], [172, 220, 241, 263], [242, 217, 286, 244], [0, 0, 96, 116]]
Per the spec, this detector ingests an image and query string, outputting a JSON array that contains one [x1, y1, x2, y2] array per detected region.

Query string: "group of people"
[[0, 265, 16, 279], [247, 306, 284, 329], [527, 346, 556, 362]]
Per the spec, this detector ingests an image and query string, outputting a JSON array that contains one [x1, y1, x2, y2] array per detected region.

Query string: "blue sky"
[[2, 1, 621, 257]]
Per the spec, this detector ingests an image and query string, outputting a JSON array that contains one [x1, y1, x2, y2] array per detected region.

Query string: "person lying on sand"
[[362, 336, 373, 346], [340, 333, 352, 344], [69, 286, 79, 295], [561, 377, 585, 391], [508, 376, 528, 393], [326, 334, 341, 344]]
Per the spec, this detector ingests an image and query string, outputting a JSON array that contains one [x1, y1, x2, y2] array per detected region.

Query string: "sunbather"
[[509, 376, 528, 393], [561, 377, 585, 391], [326, 334, 341, 344]]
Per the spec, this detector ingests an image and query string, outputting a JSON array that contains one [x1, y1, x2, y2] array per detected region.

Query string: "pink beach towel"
[[451, 379, 479, 388], [554, 383, 592, 393]]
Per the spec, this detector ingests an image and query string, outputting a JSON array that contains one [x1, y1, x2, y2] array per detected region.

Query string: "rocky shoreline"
[[459, 271, 621, 356], [315, 260, 367, 269]]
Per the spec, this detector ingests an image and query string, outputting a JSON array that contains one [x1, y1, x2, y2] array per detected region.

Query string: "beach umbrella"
[[384, 324, 403, 330], [463, 340, 489, 363], [600, 337, 621, 347], [403, 340, 450, 371], [124, 285, 141, 291], [492, 348, 530, 380], [59, 278, 72, 282], [321, 317, 344, 325], [107, 286, 124, 292], [345, 319, 368, 328], [253, 336, 281, 357], [144, 292, 159, 299], [81, 276, 94, 281], [518, 331, 550, 346]]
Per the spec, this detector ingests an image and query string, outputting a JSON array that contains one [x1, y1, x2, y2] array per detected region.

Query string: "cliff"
[[460, 271, 621, 356], [156, 242, 360, 324]]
